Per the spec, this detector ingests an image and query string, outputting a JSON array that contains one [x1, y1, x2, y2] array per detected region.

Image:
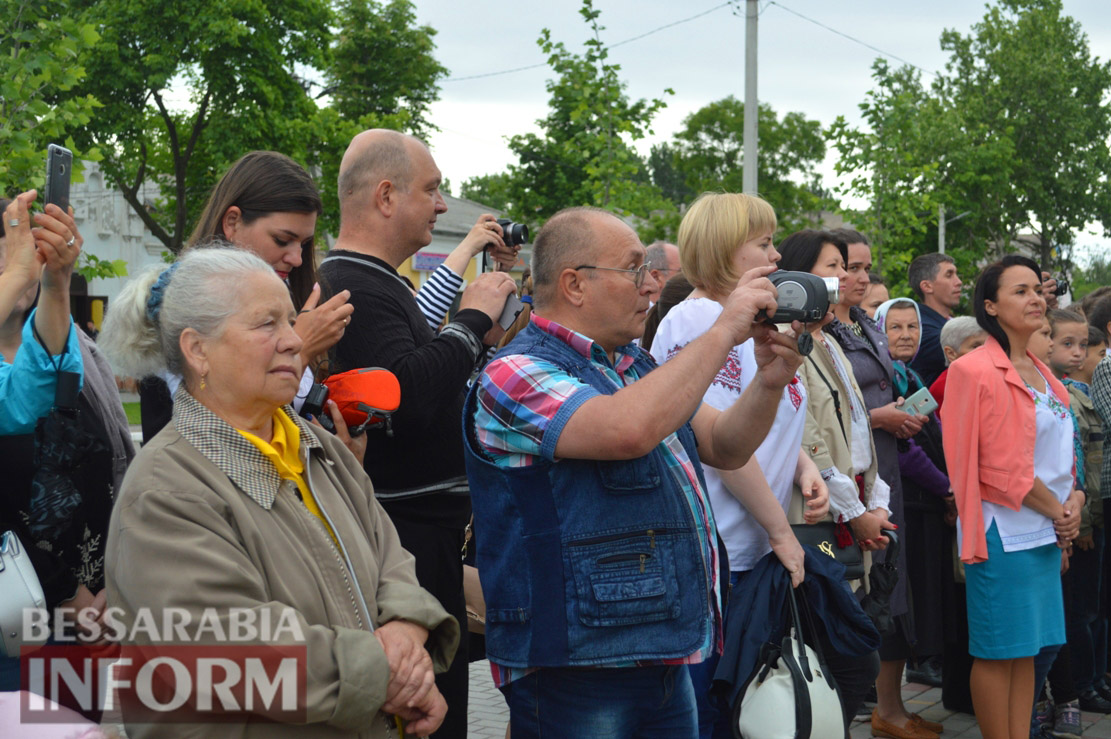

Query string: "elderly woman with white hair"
[[99, 247, 458, 738]]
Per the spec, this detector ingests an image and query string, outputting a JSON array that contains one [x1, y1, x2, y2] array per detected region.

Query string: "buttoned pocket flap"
[[980, 465, 1010, 495]]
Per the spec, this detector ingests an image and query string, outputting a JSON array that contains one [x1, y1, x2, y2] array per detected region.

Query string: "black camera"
[[1054, 277, 1070, 297], [766, 271, 841, 323], [756, 271, 841, 356], [300, 383, 334, 432], [496, 218, 529, 247]]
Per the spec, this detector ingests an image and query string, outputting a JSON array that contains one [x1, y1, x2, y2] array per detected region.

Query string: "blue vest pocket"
[[596, 456, 661, 493], [569, 534, 681, 628]]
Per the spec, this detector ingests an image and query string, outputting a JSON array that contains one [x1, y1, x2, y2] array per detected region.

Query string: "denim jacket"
[[462, 322, 714, 668]]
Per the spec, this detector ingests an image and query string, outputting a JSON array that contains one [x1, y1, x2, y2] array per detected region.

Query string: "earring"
[[200, 373, 207, 391]]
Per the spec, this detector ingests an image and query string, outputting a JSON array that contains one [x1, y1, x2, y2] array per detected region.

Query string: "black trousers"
[[380, 505, 470, 738]]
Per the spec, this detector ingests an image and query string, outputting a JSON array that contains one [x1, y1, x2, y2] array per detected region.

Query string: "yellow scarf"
[[237, 411, 338, 546]]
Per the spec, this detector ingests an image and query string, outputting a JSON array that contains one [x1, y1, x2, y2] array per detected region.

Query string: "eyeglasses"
[[574, 263, 651, 289]]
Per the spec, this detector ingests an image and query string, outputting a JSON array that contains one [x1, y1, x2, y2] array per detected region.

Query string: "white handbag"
[[0, 530, 49, 658], [733, 584, 847, 739]]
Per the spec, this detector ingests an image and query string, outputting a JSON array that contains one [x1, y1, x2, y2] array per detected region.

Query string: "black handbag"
[[792, 522, 864, 580]]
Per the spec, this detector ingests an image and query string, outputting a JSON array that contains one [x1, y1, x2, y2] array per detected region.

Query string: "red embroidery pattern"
[[711, 350, 744, 393], [787, 378, 803, 410]]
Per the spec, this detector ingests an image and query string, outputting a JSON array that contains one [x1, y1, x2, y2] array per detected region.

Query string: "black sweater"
[[319, 251, 491, 522]]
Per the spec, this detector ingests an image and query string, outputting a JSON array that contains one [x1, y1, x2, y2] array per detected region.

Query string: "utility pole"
[[938, 203, 946, 254], [743, 0, 758, 194]]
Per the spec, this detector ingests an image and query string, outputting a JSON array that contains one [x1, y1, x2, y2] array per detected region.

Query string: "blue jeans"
[[501, 665, 697, 739], [1032, 644, 1063, 737]]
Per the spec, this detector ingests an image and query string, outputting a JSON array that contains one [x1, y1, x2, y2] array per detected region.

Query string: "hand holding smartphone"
[[901, 386, 938, 417]]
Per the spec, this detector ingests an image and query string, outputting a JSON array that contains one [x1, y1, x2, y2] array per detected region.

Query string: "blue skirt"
[[965, 521, 1065, 659]]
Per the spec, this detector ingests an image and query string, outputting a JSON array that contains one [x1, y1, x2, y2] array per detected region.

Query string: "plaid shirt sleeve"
[[1092, 358, 1111, 495], [474, 354, 601, 467]]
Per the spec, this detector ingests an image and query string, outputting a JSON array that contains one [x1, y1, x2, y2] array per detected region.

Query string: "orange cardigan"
[[941, 336, 1070, 564]]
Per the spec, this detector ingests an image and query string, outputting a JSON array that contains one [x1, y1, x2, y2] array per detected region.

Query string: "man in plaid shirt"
[[462, 207, 806, 738]]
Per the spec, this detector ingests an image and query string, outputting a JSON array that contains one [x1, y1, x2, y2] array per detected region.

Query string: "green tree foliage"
[[459, 173, 514, 213], [463, 0, 672, 227], [663, 97, 830, 234], [830, 60, 948, 289], [325, 0, 447, 140], [937, 0, 1111, 269], [1072, 250, 1111, 300], [831, 0, 1111, 290], [306, 0, 447, 235], [66, 0, 446, 252], [68, 0, 333, 253], [0, 0, 101, 194]]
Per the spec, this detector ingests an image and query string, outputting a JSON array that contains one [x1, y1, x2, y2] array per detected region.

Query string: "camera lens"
[[497, 219, 530, 247], [822, 277, 842, 305]]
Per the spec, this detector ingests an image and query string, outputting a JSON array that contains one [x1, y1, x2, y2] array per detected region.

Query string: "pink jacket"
[[941, 336, 1070, 563]]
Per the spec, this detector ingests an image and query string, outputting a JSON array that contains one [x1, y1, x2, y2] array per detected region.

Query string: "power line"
[[611, 2, 733, 49], [444, 2, 735, 83], [766, 1, 938, 78]]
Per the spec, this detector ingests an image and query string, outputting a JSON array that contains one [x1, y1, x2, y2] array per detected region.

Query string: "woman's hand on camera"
[[310, 400, 366, 466], [753, 321, 805, 391]]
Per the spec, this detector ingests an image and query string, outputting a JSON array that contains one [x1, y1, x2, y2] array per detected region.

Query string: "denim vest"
[[462, 322, 714, 667]]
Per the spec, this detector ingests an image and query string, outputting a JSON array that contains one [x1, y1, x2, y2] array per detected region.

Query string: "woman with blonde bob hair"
[[100, 247, 459, 738], [650, 192, 839, 737]]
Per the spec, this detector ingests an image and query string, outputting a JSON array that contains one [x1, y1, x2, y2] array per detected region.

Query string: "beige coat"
[[789, 335, 880, 523], [106, 389, 459, 738]]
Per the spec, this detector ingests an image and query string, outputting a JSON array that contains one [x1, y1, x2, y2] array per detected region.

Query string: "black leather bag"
[[792, 522, 864, 581]]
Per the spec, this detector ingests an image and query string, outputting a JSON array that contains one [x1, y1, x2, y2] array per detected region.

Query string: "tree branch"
[[110, 143, 173, 250]]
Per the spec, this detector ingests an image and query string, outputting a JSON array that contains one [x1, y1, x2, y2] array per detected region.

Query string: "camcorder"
[[759, 271, 841, 356]]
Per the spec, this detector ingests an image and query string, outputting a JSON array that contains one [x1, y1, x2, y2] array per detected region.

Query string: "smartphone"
[[902, 386, 939, 417], [498, 294, 525, 330], [44, 144, 73, 212]]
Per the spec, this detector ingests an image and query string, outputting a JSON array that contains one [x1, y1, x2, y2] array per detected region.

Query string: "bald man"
[[462, 207, 805, 737], [319, 129, 516, 737], [645, 241, 682, 303]]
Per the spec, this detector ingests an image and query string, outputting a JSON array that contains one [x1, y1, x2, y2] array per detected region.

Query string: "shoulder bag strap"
[[807, 354, 848, 444]]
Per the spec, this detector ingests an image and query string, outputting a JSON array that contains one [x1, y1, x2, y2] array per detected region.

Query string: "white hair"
[[100, 246, 276, 379], [939, 315, 986, 354]]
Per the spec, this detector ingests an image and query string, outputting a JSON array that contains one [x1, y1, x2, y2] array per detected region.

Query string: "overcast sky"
[[410, 0, 1111, 257]]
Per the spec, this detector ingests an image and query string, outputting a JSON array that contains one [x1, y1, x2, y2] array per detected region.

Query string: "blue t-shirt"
[[0, 310, 83, 435]]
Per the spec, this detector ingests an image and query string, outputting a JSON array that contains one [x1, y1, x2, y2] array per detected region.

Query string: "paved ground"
[[465, 663, 1111, 738]]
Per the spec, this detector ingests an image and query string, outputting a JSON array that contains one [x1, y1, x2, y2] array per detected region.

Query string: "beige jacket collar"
[[171, 385, 322, 510]]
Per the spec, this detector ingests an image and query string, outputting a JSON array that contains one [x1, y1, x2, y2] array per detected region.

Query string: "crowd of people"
[[3, 129, 1111, 739]]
